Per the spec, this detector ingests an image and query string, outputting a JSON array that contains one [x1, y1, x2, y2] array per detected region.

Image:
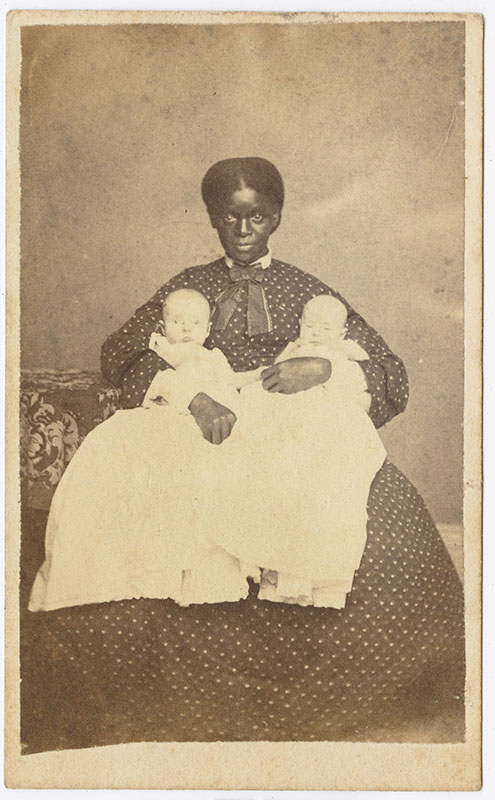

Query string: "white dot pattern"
[[101, 259, 409, 429], [21, 463, 465, 751]]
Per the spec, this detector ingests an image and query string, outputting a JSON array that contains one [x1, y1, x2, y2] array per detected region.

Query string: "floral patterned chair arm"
[[20, 369, 121, 510]]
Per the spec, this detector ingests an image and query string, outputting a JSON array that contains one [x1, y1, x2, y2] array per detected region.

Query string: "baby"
[[29, 288, 263, 612], [208, 293, 386, 609], [144, 288, 262, 411], [275, 294, 371, 408]]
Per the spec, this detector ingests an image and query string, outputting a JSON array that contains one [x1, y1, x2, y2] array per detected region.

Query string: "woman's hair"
[[201, 157, 285, 213]]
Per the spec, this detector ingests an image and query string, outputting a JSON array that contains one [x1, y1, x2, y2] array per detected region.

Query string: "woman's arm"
[[337, 294, 409, 429]]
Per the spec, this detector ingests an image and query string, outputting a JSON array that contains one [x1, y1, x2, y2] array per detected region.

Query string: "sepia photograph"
[[5, 9, 482, 790]]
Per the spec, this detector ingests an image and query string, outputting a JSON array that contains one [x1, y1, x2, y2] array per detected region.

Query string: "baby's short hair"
[[162, 288, 211, 318], [303, 295, 348, 328]]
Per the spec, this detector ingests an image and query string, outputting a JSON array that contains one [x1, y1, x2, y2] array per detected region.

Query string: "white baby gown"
[[205, 338, 387, 608], [29, 346, 258, 612], [29, 336, 386, 613]]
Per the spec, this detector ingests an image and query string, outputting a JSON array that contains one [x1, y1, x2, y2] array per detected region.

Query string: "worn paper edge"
[[4, 9, 483, 790]]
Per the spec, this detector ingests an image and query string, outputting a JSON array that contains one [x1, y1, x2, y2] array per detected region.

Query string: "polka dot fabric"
[[21, 462, 464, 752], [101, 259, 408, 428]]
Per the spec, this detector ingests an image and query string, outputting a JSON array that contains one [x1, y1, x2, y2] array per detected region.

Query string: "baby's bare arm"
[[233, 367, 264, 389]]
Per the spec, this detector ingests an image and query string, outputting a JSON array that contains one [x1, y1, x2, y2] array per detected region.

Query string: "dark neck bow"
[[211, 262, 272, 337]]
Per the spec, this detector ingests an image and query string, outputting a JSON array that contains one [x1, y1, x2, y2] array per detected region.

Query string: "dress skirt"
[[20, 460, 465, 752]]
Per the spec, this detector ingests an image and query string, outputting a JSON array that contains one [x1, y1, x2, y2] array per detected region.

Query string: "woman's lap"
[[21, 461, 465, 751]]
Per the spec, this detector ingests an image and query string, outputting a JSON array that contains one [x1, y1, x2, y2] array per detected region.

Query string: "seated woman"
[[21, 157, 465, 751]]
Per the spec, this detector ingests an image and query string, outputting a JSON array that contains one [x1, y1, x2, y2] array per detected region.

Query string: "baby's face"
[[299, 305, 346, 346], [163, 294, 211, 345]]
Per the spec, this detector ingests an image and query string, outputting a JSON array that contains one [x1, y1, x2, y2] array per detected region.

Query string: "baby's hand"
[[149, 333, 169, 358]]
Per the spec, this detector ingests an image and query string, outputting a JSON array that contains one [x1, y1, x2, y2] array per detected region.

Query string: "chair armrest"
[[20, 369, 121, 510]]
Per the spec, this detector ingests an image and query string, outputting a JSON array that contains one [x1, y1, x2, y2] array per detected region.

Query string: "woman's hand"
[[261, 357, 332, 394], [188, 392, 237, 444]]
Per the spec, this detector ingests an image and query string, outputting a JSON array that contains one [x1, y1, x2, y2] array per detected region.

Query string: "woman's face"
[[209, 185, 281, 265]]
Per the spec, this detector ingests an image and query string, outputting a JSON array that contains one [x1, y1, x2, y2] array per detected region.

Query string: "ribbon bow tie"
[[229, 263, 264, 283], [211, 262, 272, 337]]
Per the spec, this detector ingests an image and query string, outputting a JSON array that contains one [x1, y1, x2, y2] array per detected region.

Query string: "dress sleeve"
[[101, 269, 194, 408], [331, 291, 409, 429]]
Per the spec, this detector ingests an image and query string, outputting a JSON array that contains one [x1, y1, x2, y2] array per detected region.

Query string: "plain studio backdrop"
[[20, 20, 464, 525]]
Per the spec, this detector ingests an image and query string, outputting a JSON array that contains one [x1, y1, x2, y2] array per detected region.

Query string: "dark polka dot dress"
[[21, 259, 464, 752]]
